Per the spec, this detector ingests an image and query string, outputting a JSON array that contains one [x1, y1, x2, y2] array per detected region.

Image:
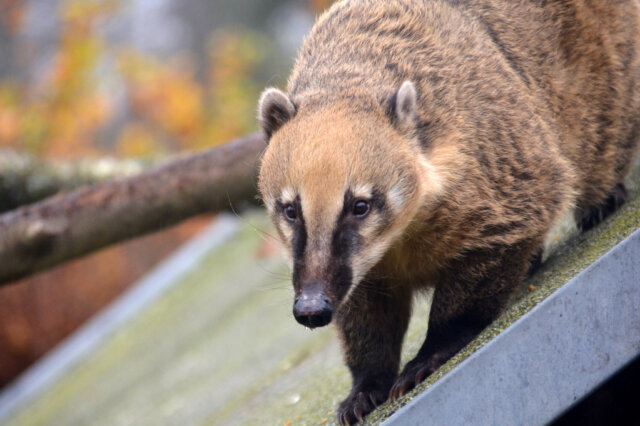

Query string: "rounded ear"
[[389, 80, 418, 133], [258, 88, 296, 140]]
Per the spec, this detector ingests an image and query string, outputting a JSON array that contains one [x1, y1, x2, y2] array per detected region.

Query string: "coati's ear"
[[258, 88, 296, 140], [388, 80, 418, 133]]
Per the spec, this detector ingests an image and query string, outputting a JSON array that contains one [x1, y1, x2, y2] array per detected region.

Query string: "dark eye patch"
[[283, 204, 297, 221], [352, 200, 371, 217], [275, 196, 307, 265], [277, 197, 301, 224], [341, 188, 387, 220], [330, 189, 389, 259]]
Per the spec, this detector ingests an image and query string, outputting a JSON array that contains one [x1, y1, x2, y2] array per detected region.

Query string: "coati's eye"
[[353, 200, 370, 218], [283, 204, 297, 222]]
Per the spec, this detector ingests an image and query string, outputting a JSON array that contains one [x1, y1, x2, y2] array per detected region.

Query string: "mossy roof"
[[4, 159, 640, 426]]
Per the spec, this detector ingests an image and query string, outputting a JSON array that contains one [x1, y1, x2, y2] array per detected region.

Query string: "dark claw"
[[415, 366, 430, 385], [388, 380, 409, 401], [354, 405, 364, 423], [338, 387, 389, 425], [368, 392, 379, 408], [390, 358, 440, 400]]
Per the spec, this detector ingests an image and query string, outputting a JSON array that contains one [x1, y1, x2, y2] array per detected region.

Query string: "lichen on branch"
[[0, 150, 156, 213], [0, 133, 265, 286]]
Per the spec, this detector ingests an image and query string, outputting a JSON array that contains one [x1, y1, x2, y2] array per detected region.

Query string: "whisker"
[[254, 263, 291, 279], [256, 282, 291, 292]]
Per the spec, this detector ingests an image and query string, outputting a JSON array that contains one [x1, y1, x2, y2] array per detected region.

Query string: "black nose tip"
[[293, 295, 333, 328]]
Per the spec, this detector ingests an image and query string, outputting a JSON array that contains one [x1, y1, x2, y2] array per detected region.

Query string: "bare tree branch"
[[0, 132, 266, 286], [0, 150, 157, 212]]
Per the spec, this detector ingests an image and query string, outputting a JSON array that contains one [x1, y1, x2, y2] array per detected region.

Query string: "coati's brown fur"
[[257, 0, 640, 424]]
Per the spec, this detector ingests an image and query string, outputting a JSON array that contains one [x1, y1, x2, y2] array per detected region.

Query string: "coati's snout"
[[293, 280, 333, 328]]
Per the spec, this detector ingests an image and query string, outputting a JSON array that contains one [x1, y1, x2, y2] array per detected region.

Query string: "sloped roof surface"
[[3, 159, 640, 426]]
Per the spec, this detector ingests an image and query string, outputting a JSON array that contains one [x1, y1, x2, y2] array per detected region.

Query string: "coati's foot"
[[337, 382, 391, 425], [389, 316, 486, 400], [388, 352, 445, 401], [579, 183, 627, 231], [525, 247, 544, 278]]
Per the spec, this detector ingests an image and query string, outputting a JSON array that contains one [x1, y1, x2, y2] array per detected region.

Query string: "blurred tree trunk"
[[0, 132, 265, 286], [0, 151, 157, 213]]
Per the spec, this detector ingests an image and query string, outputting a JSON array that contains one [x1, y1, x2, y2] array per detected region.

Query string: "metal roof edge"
[[383, 228, 640, 426]]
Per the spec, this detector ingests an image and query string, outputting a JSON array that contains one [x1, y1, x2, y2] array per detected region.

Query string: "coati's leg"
[[578, 183, 628, 231], [525, 246, 544, 278], [388, 309, 493, 400], [335, 282, 411, 425], [389, 243, 535, 400]]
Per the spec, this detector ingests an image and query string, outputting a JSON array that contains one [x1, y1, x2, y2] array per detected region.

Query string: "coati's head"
[[258, 82, 444, 328]]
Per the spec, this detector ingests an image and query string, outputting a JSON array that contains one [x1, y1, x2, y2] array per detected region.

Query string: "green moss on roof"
[[6, 160, 640, 426]]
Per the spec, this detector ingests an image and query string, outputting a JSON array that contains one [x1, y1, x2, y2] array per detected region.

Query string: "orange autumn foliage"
[[0, 0, 266, 158]]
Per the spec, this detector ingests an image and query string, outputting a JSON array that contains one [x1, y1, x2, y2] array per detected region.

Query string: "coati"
[[257, 0, 640, 424]]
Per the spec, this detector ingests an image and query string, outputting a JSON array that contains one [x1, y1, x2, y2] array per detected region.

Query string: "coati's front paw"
[[388, 354, 445, 400], [337, 386, 389, 425], [579, 182, 627, 231]]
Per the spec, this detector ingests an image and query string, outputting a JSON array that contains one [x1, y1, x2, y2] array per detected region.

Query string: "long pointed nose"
[[293, 285, 333, 328]]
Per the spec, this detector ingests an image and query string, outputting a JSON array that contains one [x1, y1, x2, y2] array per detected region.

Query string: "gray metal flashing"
[[0, 214, 239, 423], [383, 228, 640, 426]]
